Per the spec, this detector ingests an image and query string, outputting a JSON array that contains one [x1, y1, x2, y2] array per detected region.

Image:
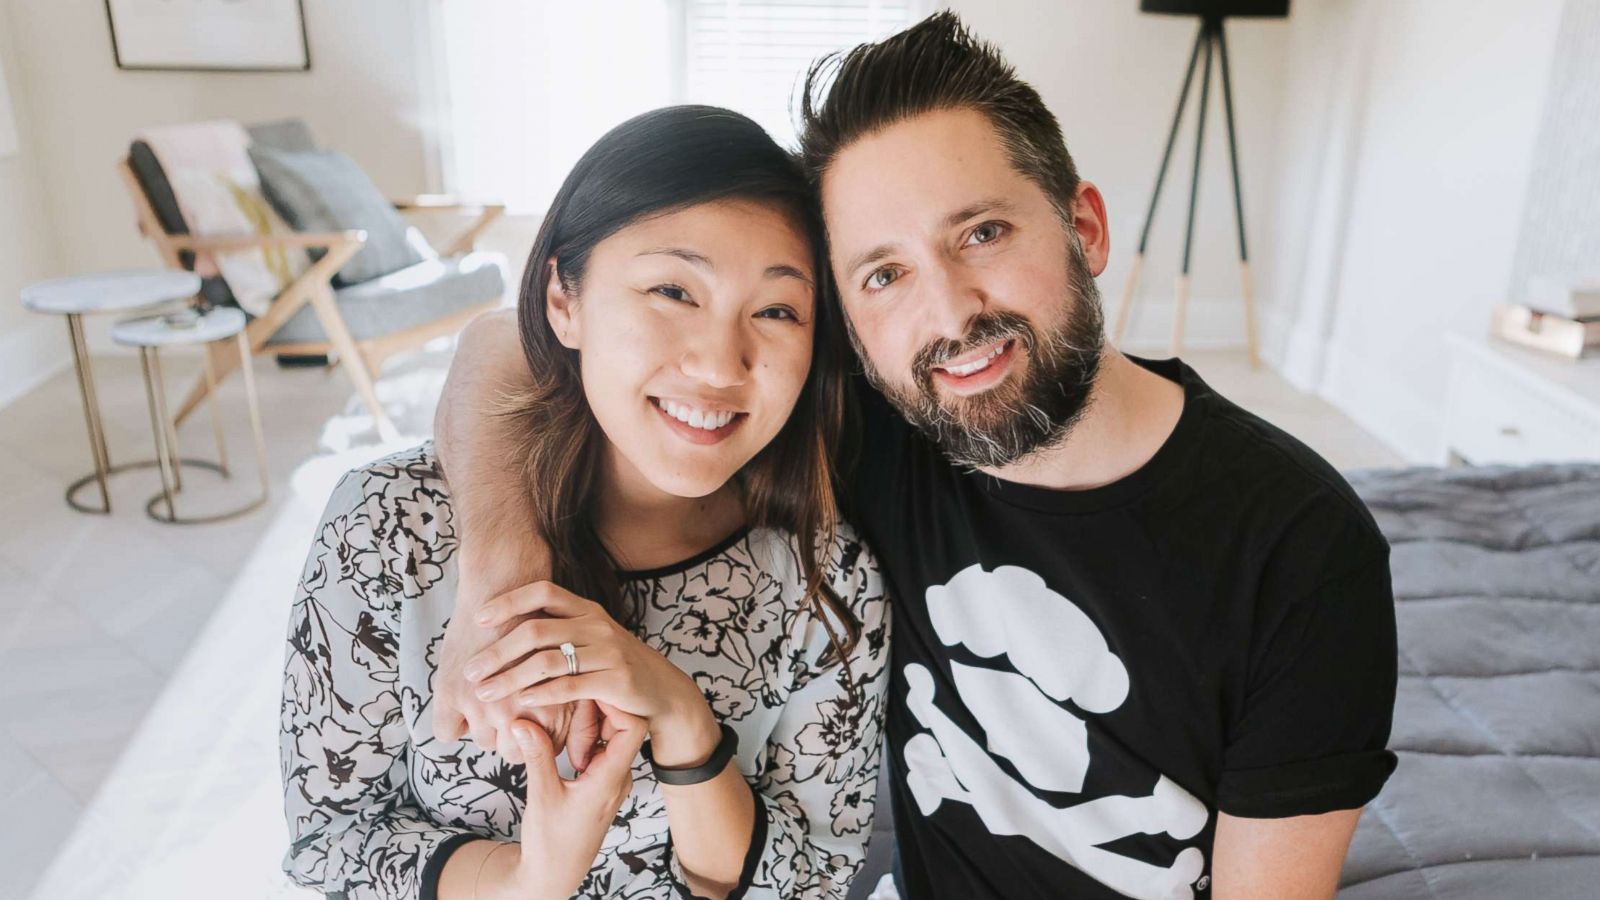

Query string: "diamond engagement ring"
[[559, 641, 579, 676]]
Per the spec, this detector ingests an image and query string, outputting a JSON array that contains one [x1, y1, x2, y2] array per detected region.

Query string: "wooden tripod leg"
[[1174, 22, 1215, 361], [1216, 21, 1260, 369], [1114, 253, 1144, 346], [1122, 23, 1208, 352], [1172, 274, 1192, 358], [1240, 260, 1261, 369]]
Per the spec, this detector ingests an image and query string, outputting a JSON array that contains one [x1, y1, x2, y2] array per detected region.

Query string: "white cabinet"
[[1442, 334, 1600, 465]]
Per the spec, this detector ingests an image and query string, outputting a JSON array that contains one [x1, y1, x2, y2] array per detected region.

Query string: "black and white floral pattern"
[[280, 442, 890, 899]]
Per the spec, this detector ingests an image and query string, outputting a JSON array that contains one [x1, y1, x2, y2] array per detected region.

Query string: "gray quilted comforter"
[[1337, 464, 1600, 899]]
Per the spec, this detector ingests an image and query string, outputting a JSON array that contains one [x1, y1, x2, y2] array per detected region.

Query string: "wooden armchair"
[[391, 194, 505, 256], [120, 120, 508, 440]]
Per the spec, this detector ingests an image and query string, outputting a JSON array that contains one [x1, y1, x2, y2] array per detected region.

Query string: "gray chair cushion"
[[249, 144, 428, 287], [263, 251, 507, 347]]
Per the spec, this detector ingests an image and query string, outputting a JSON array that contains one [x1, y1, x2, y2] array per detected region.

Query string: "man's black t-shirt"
[[843, 355, 1398, 900]]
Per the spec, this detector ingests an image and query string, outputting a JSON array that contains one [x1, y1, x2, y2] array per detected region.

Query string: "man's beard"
[[851, 233, 1105, 470]]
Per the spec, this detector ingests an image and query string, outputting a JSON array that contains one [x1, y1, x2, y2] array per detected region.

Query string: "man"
[[430, 13, 1397, 899]]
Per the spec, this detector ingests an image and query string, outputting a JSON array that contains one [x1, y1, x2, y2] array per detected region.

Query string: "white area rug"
[[27, 348, 450, 899]]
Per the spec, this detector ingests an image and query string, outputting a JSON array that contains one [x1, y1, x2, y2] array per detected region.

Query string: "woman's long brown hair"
[[498, 106, 860, 670]]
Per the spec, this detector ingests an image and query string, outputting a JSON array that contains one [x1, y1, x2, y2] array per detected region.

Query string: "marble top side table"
[[111, 306, 269, 524], [20, 269, 204, 513]]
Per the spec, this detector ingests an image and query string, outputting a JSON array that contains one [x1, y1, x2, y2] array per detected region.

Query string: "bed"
[[1336, 463, 1600, 898], [845, 463, 1600, 899]]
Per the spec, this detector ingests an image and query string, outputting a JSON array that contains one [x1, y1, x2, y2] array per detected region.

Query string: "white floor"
[[0, 341, 1400, 899]]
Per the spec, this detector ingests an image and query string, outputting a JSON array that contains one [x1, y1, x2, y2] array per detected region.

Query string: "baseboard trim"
[[0, 318, 69, 411], [1117, 295, 1290, 362], [1318, 337, 1439, 464], [1277, 316, 1332, 393]]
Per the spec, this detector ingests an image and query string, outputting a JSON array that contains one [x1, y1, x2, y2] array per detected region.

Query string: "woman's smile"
[[649, 395, 749, 445]]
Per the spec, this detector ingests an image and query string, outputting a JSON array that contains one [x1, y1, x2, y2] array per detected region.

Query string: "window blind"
[[686, 0, 920, 147]]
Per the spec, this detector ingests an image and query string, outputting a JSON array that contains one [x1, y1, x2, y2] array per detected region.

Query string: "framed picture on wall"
[[105, 0, 311, 72]]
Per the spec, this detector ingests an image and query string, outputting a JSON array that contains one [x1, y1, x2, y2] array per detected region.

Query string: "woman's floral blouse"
[[280, 442, 890, 899]]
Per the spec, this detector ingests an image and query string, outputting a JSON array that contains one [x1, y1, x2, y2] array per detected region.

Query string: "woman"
[[279, 106, 889, 900]]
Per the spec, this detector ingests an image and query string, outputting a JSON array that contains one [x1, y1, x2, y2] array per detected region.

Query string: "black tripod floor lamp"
[[1112, 0, 1289, 368]]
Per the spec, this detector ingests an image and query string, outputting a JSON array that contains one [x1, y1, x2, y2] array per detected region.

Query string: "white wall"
[[944, 0, 1292, 354], [2, 0, 440, 365], [440, 0, 678, 216], [1273, 0, 1565, 462], [3, 0, 1580, 468], [1264, 0, 1383, 396], [0, 0, 65, 409], [941, 1, 1589, 464], [5, 0, 1294, 391]]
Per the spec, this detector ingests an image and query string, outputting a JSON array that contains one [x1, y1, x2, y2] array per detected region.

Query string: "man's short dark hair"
[[798, 11, 1081, 218]]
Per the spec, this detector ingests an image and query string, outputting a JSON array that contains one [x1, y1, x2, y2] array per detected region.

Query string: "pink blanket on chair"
[[135, 120, 306, 317]]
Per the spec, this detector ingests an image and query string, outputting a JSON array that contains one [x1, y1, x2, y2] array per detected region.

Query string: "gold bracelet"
[[473, 842, 514, 900]]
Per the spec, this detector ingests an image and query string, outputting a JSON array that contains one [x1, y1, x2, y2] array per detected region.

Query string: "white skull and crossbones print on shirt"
[[901, 564, 1209, 900]]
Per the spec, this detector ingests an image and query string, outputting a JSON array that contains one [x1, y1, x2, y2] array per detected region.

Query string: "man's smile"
[[931, 338, 1017, 395]]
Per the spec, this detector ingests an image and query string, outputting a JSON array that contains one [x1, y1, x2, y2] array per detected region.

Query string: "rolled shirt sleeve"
[[1217, 539, 1399, 818]]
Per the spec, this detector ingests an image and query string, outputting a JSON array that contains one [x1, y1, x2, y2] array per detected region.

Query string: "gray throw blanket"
[[1338, 463, 1600, 899]]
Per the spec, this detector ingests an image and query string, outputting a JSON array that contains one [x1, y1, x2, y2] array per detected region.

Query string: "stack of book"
[[1492, 277, 1600, 359]]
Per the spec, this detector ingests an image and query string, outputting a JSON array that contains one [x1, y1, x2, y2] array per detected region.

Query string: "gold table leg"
[[238, 330, 271, 500], [149, 349, 183, 492], [65, 313, 112, 513], [51, 298, 222, 515], [137, 333, 269, 525], [139, 348, 180, 522], [202, 343, 230, 478]]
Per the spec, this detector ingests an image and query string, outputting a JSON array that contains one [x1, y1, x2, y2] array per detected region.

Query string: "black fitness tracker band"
[[642, 722, 739, 786]]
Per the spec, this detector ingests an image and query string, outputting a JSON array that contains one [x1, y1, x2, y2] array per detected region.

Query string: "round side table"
[[111, 307, 270, 524], [20, 269, 205, 513]]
